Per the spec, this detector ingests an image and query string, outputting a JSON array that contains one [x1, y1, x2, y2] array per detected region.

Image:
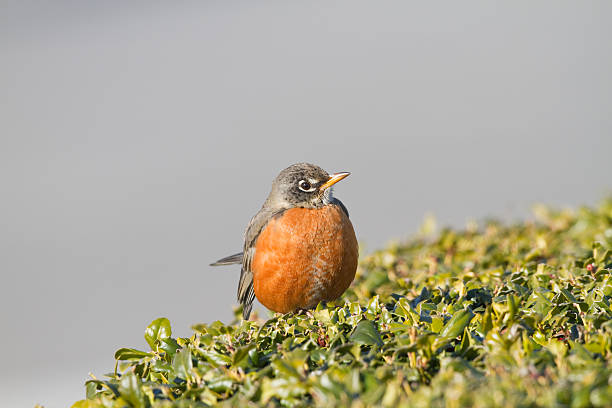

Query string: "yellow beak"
[[319, 172, 350, 190]]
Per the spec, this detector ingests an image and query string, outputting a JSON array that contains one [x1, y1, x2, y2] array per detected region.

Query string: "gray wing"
[[331, 197, 349, 218], [237, 206, 286, 319]]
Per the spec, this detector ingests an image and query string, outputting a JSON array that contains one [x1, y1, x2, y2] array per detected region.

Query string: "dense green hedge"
[[73, 199, 612, 407]]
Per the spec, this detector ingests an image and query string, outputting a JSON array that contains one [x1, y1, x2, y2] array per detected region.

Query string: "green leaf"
[[440, 309, 474, 340], [431, 316, 444, 333], [118, 372, 146, 408], [350, 320, 383, 346], [232, 343, 256, 368], [207, 376, 235, 393], [481, 305, 494, 334], [85, 381, 97, 400], [172, 348, 193, 382], [560, 288, 577, 303], [199, 348, 232, 367], [593, 242, 609, 264], [507, 294, 519, 320], [114, 348, 153, 361], [144, 317, 172, 349], [159, 337, 180, 357]]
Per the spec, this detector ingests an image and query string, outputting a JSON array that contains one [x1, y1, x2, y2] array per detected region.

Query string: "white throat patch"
[[322, 187, 334, 205]]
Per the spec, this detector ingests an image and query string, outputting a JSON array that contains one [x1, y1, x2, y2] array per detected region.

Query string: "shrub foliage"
[[74, 199, 612, 407]]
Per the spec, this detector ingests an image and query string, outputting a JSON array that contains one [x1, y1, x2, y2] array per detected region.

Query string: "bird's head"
[[265, 163, 350, 209]]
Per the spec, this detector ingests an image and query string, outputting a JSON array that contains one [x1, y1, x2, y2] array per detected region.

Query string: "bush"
[[73, 199, 612, 407]]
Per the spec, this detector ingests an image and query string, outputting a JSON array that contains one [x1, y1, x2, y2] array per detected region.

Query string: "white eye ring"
[[298, 179, 316, 192]]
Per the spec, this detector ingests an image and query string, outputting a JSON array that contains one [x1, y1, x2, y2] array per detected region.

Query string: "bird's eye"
[[298, 180, 315, 192]]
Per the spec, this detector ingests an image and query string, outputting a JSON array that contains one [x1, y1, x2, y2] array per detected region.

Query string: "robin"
[[211, 163, 358, 319]]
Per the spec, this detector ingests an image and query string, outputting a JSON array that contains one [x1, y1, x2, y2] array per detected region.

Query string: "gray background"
[[1, 1, 611, 407]]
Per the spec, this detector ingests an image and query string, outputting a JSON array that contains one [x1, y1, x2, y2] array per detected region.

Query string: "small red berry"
[[586, 263, 595, 272]]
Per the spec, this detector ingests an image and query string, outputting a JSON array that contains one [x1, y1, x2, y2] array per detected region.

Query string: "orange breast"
[[251, 205, 358, 314]]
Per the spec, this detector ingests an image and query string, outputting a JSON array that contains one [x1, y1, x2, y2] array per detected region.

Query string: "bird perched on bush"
[[212, 163, 358, 319]]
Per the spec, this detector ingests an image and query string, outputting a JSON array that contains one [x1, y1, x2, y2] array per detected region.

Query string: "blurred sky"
[[1, 1, 611, 407]]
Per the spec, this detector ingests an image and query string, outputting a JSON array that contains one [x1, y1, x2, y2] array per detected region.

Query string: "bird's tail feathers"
[[210, 252, 243, 266]]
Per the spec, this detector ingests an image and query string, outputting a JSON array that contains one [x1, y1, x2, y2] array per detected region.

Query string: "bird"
[[211, 163, 359, 319]]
